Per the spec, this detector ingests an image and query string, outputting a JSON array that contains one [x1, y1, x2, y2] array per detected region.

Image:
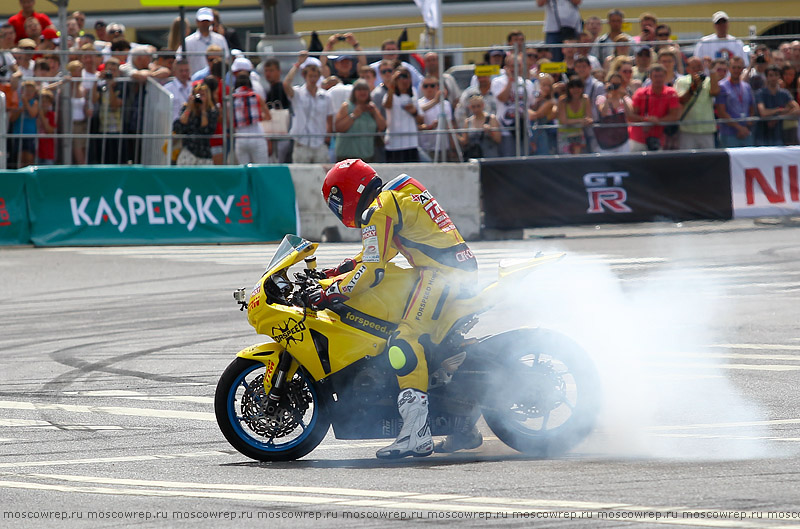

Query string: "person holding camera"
[[91, 58, 126, 164], [172, 82, 218, 165], [321, 33, 366, 85], [675, 56, 721, 150], [458, 95, 501, 159], [628, 64, 681, 151], [383, 66, 424, 162]]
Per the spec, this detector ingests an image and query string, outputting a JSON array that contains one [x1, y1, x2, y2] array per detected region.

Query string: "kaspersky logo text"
[[69, 188, 254, 232]]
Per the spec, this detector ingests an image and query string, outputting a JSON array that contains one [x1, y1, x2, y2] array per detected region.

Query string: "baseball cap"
[[196, 7, 214, 22], [232, 57, 253, 72], [712, 11, 729, 23], [300, 57, 322, 70], [41, 28, 60, 43], [636, 46, 652, 56], [94, 20, 106, 29], [332, 54, 353, 62], [17, 38, 36, 49], [488, 48, 506, 57]]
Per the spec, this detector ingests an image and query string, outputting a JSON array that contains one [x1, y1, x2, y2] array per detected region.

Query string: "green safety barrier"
[[25, 165, 297, 246], [0, 168, 31, 245]]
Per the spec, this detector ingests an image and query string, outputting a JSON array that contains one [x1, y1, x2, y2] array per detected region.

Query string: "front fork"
[[236, 342, 300, 399]]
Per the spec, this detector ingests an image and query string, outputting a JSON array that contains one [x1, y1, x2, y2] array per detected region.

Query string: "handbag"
[[594, 112, 628, 150], [261, 108, 290, 136], [463, 115, 489, 159]]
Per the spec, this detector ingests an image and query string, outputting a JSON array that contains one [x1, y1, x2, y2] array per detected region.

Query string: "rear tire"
[[481, 329, 600, 457], [215, 357, 330, 461]]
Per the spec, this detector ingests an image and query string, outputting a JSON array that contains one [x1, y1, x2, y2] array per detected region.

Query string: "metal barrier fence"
[[141, 77, 174, 166], [1, 34, 799, 167]]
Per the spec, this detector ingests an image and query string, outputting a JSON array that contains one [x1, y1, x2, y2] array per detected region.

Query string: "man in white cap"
[[694, 11, 749, 67], [177, 7, 229, 75], [231, 56, 266, 100]]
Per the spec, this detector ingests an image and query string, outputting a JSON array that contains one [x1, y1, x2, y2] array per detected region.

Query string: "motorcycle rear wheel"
[[215, 357, 330, 461], [481, 329, 600, 458]]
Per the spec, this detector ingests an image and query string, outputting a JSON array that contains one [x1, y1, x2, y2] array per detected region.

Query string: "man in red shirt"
[[628, 63, 681, 151], [8, 0, 55, 43]]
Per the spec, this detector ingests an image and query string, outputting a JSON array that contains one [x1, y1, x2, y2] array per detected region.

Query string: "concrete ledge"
[[290, 162, 481, 242]]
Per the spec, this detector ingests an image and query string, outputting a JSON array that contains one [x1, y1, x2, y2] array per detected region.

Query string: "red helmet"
[[322, 159, 382, 228]]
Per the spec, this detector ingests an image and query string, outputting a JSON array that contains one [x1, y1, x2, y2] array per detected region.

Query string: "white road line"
[[710, 344, 800, 351], [0, 474, 782, 527], [0, 473, 641, 511], [0, 451, 229, 469], [645, 363, 800, 372], [0, 400, 215, 421], [667, 353, 800, 362], [649, 419, 800, 431], [652, 434, 800, 442]]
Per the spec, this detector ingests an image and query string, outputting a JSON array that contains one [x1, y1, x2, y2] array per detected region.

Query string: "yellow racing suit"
[[325, 174, 478, 391]]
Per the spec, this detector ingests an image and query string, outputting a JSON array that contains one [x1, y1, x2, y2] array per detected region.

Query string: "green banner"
[[0, 168, 31, 245], [26, 165, 296, 246]]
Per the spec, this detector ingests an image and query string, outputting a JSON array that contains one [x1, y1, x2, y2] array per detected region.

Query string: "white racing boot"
[[434, 425, 483, 453], [376, 389, 434, 459]]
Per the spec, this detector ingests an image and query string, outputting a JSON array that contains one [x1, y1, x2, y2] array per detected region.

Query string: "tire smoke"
[[484, 251, 777, 460]]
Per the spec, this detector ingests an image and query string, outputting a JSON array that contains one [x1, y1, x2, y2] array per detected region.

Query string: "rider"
[[313, 159, 481, 459]]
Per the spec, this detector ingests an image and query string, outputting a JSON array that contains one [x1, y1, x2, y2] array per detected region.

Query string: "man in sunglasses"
[[369, 39, 423, 90], [177, 7, 229, 76], [694, 11, 749, 67]]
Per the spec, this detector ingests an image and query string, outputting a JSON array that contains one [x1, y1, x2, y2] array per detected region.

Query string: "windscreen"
[[265, 234, 312, 272]]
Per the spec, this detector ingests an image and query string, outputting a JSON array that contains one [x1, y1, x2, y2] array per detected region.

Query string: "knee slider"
[[387, 336, 418, 377]]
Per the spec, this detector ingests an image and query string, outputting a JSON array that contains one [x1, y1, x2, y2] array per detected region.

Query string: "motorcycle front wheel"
[[215, 357, 330, 461], [481, 329, 601, 458]]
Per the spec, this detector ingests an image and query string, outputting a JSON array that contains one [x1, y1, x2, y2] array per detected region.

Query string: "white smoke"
[[481, 249, 779, 460]]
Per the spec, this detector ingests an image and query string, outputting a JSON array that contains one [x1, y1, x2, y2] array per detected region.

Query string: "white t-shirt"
[[491, 75, 535, 136], [417, 97, 453, 152], [543, 0, 582, 33], [327, 83, 353, 130], [177, 30, 230, 75], [289, 84, 334, 148], [164, 78, 192, 122], [694, 34, 749, 67], [383, 90, 419, 151]]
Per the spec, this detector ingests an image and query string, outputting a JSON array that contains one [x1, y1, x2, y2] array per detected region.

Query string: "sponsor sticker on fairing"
[[362, 225, 380, 262]]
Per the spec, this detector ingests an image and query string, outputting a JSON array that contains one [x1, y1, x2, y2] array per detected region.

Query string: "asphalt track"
[[1, 219, 799, 528]]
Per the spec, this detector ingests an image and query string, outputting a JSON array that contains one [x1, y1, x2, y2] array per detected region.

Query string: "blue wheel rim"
[[227, 362, 319, 452]]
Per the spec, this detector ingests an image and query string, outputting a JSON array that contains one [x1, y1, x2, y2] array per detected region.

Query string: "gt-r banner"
[[0, 168, 30, 245], [480, 152, 732, 229], [728, 146, 800, 218], [25, 165, 297, 246]]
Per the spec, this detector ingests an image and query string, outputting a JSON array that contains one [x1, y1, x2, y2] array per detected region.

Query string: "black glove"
[[322, 258, 356, 278], [308, 284, 348, 309]]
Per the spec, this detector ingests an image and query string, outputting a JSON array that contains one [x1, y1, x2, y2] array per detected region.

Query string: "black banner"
[[480, 151, 732, 229]]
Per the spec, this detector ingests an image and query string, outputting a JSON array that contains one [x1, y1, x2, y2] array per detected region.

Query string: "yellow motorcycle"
[[215, 235, 600, 461]]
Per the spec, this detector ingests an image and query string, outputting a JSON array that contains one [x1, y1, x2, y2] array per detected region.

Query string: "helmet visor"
[[326, 185, 344, 222]]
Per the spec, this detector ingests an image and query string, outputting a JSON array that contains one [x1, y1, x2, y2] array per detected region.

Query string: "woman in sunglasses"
[[382, 66, 424, 162]]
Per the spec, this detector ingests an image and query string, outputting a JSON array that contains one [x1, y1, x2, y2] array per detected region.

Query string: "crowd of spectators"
[[2, 0, 800, 168]]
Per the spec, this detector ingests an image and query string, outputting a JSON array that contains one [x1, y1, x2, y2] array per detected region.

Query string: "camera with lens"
[[194, 93, 203, 104], [698, 73, 706, 83], [755, 55, 767, 64], [0, 65, 8, 77], [337, 35, 347, 41], [104, 71, 113, 80]]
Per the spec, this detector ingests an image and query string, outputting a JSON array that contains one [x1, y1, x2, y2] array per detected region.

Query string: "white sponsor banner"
[[729, 146, 800, 218]]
